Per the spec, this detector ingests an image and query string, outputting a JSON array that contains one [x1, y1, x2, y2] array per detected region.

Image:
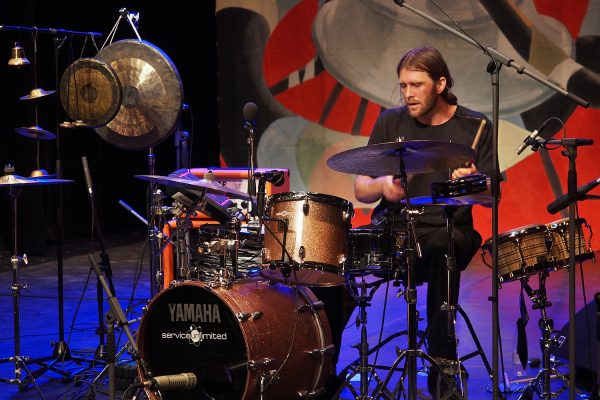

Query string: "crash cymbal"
[[94, 40, 184, 150], [19, 88, 56, 101], [0, 173, 72, 187], [135, 175, 251, 200], [15, 126, 56, 140], [326, 140, 476, 176], [60, 57, 122, 128]]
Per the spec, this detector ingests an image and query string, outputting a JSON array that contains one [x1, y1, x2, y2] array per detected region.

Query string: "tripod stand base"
[[0, 355, 72, 392]]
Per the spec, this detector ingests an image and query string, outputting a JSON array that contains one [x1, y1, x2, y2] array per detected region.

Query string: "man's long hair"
[[396, 47, 458, 105]]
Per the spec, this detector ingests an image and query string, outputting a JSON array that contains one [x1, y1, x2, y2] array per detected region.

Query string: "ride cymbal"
[[94, 40, 183, 150], [60, 57, 122, 128], [326, 140, 476, 176]]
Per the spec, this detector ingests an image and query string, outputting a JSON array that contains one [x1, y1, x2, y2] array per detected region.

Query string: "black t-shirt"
[[368, 105, 494, 228]]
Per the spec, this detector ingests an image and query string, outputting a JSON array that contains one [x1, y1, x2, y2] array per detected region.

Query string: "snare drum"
[[261, 192, 353, 287], [482, 224, 552, 284], [346, 228, 407, 273], [546, 218, 594, 268], [138, 279, 333, 400]]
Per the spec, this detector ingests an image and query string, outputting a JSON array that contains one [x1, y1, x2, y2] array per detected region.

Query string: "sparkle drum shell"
[[261, 192, 353, 287], [137, 279, 333, 399]]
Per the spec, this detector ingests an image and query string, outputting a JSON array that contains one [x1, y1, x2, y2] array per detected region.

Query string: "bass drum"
[[137, 279, 333, 399]]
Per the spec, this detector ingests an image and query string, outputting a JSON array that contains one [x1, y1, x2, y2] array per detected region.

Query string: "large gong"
[[94, 39, 183, 150]]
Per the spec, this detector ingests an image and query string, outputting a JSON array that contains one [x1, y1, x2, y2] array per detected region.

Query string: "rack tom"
[[261, 192, 353, 287]]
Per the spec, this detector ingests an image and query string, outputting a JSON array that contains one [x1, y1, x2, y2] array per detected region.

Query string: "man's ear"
[[436, 76, 447, 95]]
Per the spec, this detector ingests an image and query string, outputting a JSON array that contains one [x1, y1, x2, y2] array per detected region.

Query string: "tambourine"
[[431, 174, 487, 200]]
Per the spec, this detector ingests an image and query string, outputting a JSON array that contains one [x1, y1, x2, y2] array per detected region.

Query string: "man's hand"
[[451, 163, 478, 180], [382, 175, 405, 202]]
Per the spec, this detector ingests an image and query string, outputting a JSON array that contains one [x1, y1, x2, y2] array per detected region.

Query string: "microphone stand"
[[391, 3, 590, 399], [82, 157, 118, 360]]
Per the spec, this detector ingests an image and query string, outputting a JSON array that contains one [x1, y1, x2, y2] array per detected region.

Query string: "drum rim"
[[482, 223, 548, 248], [267, 191, 353, 209], [546, 217, 587, 229]]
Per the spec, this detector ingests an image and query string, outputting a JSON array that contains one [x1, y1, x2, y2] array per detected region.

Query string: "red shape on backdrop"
[[532, 0, 589, 39], [263, 0, 317, 87]]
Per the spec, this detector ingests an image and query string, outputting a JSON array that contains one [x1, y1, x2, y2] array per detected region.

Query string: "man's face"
[[398, 68, 445, 119]]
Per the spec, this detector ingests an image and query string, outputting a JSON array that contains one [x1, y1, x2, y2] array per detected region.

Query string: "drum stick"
[[462, 118, 486, 168], [471, 118, 487, 150]]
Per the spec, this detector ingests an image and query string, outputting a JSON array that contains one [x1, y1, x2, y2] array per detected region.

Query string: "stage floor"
[[0, 231, 598, 399]]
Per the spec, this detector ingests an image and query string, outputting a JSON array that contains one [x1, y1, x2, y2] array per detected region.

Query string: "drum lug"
[[236, 311, 264, 321], [248, 357, 273, 370], [297, 301, 325, 312], [306, 344, 336, 356], [298, 246, 305, 261], [298, 387, 326, 398]]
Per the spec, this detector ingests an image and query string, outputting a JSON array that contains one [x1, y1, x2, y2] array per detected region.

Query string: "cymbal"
[[327, 140, 476, 176], [403, 193, 492, 206], [135, 175, 251, 200], [14, 126, 56, 140], [94, 40, 184, 150], [0, 173, 73, 187], [60, 57, 122, 128], [19, 88, 56, 101]]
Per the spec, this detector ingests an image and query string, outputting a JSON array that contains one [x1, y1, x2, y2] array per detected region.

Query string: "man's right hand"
[[354, 175, 406, 203]]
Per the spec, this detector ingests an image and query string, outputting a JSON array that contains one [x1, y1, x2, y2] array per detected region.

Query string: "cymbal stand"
[[417, 206, 493, 399], [0, 184, 71, 393], [518, 272, 569, 400], [340, 274, 395, 400], [375, 149, 442, 400]]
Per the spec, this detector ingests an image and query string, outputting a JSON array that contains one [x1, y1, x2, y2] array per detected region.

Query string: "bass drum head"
[[138, 282, 247, 399]]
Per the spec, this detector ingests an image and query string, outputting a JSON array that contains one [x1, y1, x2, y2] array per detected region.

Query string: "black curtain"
[[0, 0, 219, 256]]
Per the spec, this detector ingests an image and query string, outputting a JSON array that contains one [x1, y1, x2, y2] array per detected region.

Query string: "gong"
[[94, 39, 184, 150], [60, 57, 122, 128]]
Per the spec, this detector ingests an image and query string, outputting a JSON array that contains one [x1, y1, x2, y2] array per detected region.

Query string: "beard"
[[405, 88, 439, 119]]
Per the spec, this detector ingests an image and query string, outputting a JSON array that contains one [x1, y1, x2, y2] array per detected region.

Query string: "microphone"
[[515, 120, 550, 155], [546, 177, 600, 214], [254, 170, 285, 187], [81, 156, 93, 195], [137, 372, 197, 391], [243, 102, 258, 130]]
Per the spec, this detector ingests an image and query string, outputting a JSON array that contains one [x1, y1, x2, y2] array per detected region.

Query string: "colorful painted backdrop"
[[216, 0, 600, 249]]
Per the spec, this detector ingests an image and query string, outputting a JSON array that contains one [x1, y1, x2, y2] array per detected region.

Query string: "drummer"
[[354, 47, 496, 396]]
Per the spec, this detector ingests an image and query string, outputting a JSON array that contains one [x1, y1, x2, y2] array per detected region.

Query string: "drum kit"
[[129, 139, 510, 399]]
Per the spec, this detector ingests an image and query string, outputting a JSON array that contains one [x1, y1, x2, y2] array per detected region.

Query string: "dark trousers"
[[413, 226, 482, 360]]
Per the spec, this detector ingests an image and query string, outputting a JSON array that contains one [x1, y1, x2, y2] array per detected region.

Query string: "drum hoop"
[[267, 191, 353, 210], [483, 224, 548, 249], [546, 217, 587, 230]]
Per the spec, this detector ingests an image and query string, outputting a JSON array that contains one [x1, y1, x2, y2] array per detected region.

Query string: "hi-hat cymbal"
[[14, 126, 56, 140], [135, 175, 251, 200], [0, 173, 72, 187], [60, 57, 122, 128], [326, 140, 476, 176], [403, 193, 493, 207], [19, 88, 56, 101]]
